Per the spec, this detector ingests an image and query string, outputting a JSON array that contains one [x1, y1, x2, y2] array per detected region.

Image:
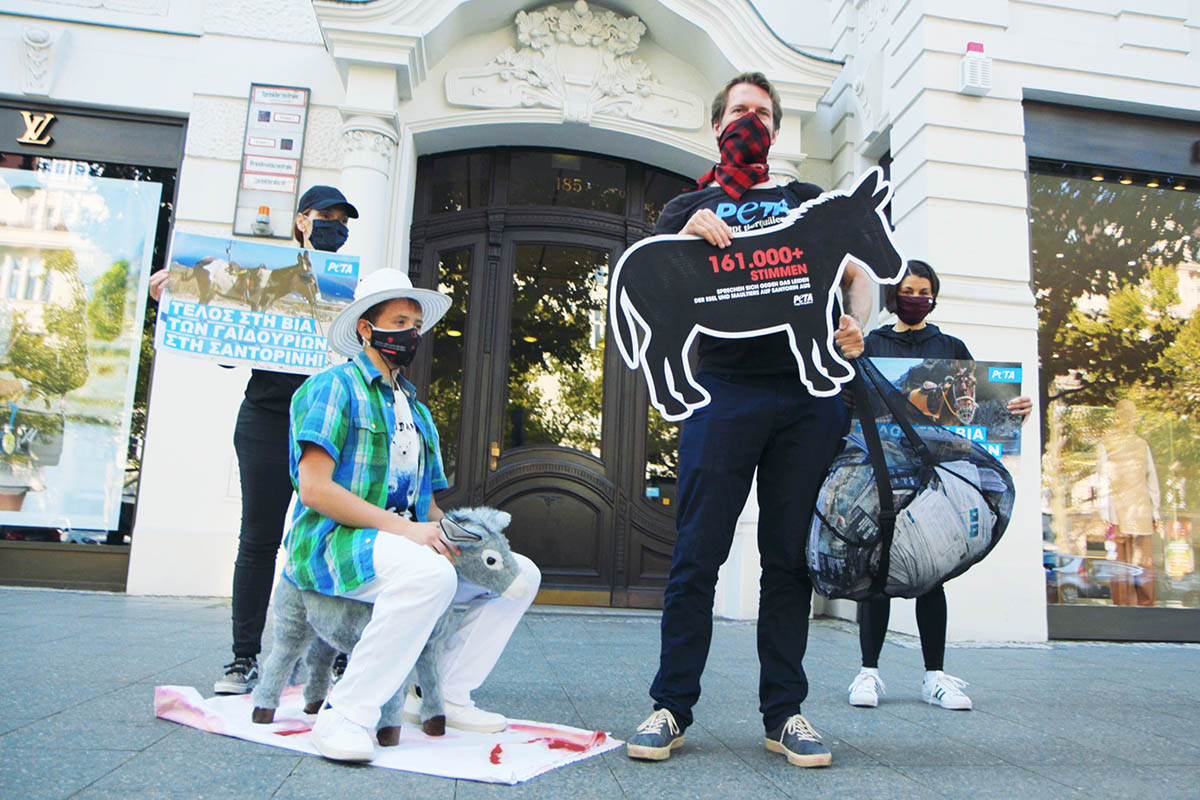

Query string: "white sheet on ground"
[[154, 685, 622, 785]]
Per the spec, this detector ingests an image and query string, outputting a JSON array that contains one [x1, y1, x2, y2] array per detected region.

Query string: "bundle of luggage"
[[808, 357, 1015, 600]]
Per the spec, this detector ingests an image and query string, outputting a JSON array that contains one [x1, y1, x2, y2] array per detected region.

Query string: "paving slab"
[[1, 587, 1197, 798]]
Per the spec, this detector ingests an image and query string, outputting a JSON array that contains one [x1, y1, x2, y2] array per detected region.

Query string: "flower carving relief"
[[445, 0, 703, 130]]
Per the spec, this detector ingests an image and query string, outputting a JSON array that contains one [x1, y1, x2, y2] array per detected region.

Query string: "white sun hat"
[[328, 268, 452, 357]]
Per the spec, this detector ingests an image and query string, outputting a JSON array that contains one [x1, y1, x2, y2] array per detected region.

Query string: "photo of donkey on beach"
[[609, 167, 906, 421]]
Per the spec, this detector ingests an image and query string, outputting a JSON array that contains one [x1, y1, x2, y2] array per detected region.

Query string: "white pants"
[[328, 532, 541, 729]]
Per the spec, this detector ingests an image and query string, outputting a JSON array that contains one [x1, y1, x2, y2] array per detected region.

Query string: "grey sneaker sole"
[[923, 694, 973, 710], [626, 735, 684, 760], [310, 729, 375, 762], [765, 737, 832, 767], [212, 678, 256, 695]]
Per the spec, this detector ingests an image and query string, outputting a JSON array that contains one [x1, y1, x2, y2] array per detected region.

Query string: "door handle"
[[489, 441, 499, 471]]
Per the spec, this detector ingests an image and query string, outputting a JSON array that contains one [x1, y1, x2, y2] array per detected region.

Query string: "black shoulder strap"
[[850, 369, 895, 595]]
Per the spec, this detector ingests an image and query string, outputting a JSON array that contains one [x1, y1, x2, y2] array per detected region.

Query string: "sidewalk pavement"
[[2, 587, 1198, 799]]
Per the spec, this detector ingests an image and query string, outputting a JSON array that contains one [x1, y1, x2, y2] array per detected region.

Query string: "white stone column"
[[339, 115, 398, 276]]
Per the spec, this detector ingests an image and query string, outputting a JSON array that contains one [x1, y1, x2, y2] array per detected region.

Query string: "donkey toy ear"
[[439, 518, 483, 544]]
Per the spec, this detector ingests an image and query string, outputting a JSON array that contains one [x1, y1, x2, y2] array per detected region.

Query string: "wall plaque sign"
[[232, 84, 310, 240]]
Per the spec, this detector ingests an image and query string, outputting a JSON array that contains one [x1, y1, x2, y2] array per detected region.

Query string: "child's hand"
[[403, 520, 459, 562]]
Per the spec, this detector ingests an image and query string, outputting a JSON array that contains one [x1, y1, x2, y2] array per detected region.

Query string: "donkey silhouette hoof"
[[377, 725, 401, 747], [422, 715, 446, 736], [677, 381, 707, 405], [251, 707, 276, 724], [303, 700, 324, 715]]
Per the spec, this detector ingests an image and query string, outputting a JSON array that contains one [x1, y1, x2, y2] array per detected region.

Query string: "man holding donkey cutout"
[[622, 72, 898, 768]]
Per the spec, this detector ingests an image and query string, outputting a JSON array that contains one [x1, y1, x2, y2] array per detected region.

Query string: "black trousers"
[[858, 585, 947, 672], [649, 373, 847, 731], [230, 401, 294, 659]]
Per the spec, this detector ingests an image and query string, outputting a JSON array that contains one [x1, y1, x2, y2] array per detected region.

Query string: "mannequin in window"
[[1096, 399, 1161, 606]]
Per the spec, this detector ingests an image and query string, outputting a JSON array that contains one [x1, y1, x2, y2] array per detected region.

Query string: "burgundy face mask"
[[895, 294, 935, 325]]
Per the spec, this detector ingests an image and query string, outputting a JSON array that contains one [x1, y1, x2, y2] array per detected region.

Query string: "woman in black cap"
[[150, 185, 359, 693]]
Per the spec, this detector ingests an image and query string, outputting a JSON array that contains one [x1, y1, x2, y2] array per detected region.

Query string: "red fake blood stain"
[[489, 744, 503, 764], [275, 727, 312, 737]]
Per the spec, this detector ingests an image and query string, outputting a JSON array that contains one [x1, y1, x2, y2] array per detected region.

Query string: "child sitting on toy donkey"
[[284, 267, 541, 763]]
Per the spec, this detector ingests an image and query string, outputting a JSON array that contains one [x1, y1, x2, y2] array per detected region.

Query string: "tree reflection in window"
[[426, 248, 472, 486], [503, 245, 608, 456], [1031, 162, 1200, 588]]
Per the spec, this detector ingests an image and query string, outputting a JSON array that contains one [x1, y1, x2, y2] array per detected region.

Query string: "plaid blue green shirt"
[[283, 351, 448, 595]]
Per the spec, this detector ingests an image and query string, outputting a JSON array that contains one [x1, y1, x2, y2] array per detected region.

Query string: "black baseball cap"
[[296, 185, 359, 218]]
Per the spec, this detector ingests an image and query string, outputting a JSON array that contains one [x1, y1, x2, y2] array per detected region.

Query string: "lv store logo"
[[16, 111, 56, 146]]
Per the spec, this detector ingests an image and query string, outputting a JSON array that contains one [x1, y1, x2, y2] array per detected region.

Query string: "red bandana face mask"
[[690, 112, 773, 200]]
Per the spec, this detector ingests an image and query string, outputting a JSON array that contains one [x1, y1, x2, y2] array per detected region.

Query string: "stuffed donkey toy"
[[250, 506, 529, 744]]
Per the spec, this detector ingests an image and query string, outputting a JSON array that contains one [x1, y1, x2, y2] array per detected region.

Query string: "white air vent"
[[959, 42, 992, 96]]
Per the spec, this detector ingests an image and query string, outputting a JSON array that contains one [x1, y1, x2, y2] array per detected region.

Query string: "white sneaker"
[[402, 690, 508, 733], [310, 705, 376, 761], [848, 668, 885, 708], [921, 671, 972, 710]]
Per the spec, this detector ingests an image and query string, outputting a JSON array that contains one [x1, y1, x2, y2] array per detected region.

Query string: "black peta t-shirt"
[[652, 181, 829, 376]]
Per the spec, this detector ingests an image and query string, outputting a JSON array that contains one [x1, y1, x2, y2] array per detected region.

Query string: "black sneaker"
[[626, 708, 685, 761], [764, 713, 831, 767], [331, 652, 348, 683], [213, 657, 258, 694]]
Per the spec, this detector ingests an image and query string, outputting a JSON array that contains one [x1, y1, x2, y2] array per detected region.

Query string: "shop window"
[[1031, 159, 1200, 610]]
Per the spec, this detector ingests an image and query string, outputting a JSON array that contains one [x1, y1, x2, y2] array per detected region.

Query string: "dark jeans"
[[858, 585, 948, 671], [649, 372, 847, 731], [231, 401, 294, 659]]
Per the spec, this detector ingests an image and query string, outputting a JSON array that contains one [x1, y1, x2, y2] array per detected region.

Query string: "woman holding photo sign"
[[847, 259, 1032, 711], [149, 185, 358, 694]]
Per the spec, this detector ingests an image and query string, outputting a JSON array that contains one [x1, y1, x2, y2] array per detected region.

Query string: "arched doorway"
[[408, 148, 691, 607]]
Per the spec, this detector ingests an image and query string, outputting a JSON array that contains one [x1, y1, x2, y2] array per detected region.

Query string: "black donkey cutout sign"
[[609, 167, 906, 421]]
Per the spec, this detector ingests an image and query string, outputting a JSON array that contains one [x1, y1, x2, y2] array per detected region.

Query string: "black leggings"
[[858, 585, 947, 672], [230, 401, 294, 659]]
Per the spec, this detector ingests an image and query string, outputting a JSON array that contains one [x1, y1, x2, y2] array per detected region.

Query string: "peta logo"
[[793, 293, 813, 306], [325, 260, 357, 277]]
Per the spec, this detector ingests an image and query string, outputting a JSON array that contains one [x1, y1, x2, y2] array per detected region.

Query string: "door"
[[409, 148, 692, 606]]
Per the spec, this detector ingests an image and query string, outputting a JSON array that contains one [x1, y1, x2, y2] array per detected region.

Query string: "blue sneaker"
[[626, 708, 685, 760], [764, 714, 831, 767]]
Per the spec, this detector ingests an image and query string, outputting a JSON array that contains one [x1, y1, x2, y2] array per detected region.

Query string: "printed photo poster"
[[610, 168, 904, 421], [155, 232, 357, 373], [0, 164, 159, 531], [870, 357, 1025, 478]]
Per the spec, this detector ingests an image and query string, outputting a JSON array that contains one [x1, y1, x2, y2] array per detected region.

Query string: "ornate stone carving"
[[341, 128, 397, 166], [445, 0, 703, 130], [20, 25, 63, 96]]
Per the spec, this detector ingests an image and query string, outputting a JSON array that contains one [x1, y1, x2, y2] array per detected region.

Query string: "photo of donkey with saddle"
[[609, 167, 906, 421]]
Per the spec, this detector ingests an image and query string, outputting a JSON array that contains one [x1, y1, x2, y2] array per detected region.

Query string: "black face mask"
[[368, 325, 420, 368], [309, 218, 349, 252]]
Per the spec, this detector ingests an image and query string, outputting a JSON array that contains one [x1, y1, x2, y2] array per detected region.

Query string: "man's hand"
[[1007, 395, 1033, 424], [399, 520, 460, 563], [680, 209, 733, 248], [148, 270, 170, 302], [834, 314, 864, 359]]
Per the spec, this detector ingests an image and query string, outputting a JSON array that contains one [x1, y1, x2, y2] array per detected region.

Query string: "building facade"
[[0, 0, 1197, 641]]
